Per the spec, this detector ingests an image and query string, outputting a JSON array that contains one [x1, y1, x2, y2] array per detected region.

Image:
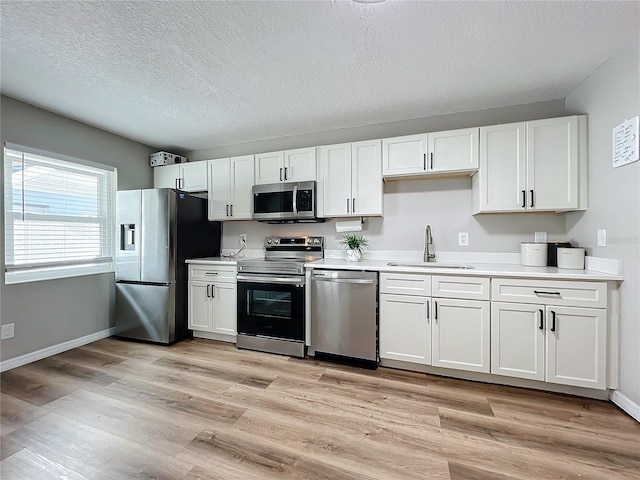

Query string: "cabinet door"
[[179, 162, 207, 192], [188, 281, 212, 332], [476, 123, 526, 212], [212, 283, 237, 336], [546, 306, 606, 389], [431, 298, 490, 373], [230, 155, 254, 220], [428, 127, 479, 173], [380, 294, 431, 364], [284, 147, 316, 182], [382, 134, 427, 177], [527, 116, 578, 211], [254, 151, 284, 185], [318, 143, 351, 216], [153, 164, 180, 189], [491, 302, 545, 381], [207, 159, 230, 221], [352, 139, 383, 216]]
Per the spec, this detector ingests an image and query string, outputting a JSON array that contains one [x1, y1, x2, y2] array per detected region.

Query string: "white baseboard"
[[192, 331, 236, 343], [0, 327, 116, 373], [610, 390, 640, 423]]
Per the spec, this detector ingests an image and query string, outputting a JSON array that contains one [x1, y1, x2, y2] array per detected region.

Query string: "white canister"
[[557, 247, 585, 270], [521, 243, 548, 266]]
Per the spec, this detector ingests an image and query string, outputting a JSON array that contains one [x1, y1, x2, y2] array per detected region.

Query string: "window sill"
[[5, 263, 115, 285]]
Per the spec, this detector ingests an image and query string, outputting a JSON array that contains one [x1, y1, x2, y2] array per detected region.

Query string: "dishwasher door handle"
[[312, 277, 375, 285]]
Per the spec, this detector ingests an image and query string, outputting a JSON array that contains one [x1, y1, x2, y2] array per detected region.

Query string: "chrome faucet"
[[424, 225, 435, 262]]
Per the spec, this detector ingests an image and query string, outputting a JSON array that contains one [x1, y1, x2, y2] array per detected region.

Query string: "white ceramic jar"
[[521, 242, 548, 266], [557, 247, 585, 269]]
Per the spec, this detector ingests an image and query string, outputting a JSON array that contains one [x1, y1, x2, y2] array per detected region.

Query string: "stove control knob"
[[314, 238, 320, 244], [274, 238, 280, 244], [267, 238, 272, 244]]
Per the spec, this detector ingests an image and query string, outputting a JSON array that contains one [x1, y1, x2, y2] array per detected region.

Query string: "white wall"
[[186, 100, 569, 254], [564, 36, 640, 408], [0, 96, 155, 362]]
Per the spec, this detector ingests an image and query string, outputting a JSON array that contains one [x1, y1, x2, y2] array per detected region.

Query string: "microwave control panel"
[[296, 189, 313, 212]]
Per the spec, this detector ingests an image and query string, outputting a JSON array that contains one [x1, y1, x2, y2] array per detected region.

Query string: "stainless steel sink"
[[387, 262, 474, 270]]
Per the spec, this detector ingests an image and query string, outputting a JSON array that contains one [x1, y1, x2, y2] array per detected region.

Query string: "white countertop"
[[305, 258, 623, 281], [186, 257, 237, 265]]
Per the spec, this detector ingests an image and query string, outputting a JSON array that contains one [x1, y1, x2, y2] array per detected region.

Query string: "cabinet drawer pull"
[[530, 189, 535, 208], [538, 309, 544, 330], [534, 290, 561, 296], [204, 272, 218, 276], [550, 310, 556, 332], [521, 190, 526, 208]]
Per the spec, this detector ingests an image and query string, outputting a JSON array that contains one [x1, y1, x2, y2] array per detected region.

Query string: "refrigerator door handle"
[[120, 224, 136, 251]]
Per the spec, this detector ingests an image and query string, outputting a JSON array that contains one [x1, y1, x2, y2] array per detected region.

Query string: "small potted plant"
[[338, 233, 370, 262]]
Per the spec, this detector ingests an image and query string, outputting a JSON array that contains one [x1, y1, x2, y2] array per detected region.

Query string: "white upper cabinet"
[[428, 127, 479, 173], [153, 161, 207, 192], [318, 140, 382, 217], [207, 155, 254, 221], [472, 115, 587, 214], [382, 134, 426, 177], [254, 147, 316, 185], [382, 128, 479, 179]]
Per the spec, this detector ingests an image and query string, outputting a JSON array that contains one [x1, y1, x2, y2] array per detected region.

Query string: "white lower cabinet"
[[491, 280, 607, 389], [379, 273, 489, 373], [380, 293, 431, 364], [188, 264, 237, 338], [431, 298, 490, 373]]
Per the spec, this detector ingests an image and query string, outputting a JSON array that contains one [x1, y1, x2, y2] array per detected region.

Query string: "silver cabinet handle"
[[180, 178, 184, 189], [352, 198, 356, 213], [346, 198, 350, 214]]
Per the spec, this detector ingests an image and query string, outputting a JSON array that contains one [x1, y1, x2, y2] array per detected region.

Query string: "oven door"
[[237, 274, 305, 341]]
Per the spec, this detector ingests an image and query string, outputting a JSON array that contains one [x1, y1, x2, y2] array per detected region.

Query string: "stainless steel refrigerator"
[[115, 188, 221, 344]]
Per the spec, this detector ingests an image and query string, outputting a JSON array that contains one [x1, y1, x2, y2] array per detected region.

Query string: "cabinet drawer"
[[189, 264, 237, 283], [380, 272, 431, 296], [432, 275, 490, 300], [491, 278, 606, 308]]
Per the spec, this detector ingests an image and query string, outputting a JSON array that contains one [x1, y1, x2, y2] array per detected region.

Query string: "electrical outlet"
[[597, 229, 607, 247], [458, 232, 469, 247], [1, 323, 15, 340], [535, 231, 548, 243], [239, 234, 247, 245]]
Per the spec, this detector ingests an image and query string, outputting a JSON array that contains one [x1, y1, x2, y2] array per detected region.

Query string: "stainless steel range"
[[236, 236, 324, 358]]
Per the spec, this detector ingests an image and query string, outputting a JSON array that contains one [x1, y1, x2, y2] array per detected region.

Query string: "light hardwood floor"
[[1, 337, 639, 479]]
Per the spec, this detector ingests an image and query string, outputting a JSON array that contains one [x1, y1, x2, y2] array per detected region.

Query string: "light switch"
[[535, 232, 547, 243], [597, 229, 607, 247]]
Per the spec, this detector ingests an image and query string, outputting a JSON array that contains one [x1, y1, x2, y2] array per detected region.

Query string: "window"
[[3, 143, 117, 284]]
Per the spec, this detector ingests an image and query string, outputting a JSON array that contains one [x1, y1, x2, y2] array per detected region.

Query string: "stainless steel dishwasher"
[[311, 269, 378, 366]]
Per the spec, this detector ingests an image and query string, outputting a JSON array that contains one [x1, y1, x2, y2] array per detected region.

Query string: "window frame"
[[3, 142, 117, 284]]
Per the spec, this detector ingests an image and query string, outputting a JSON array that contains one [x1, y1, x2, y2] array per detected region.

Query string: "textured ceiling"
[[1, 1, 639, 151]]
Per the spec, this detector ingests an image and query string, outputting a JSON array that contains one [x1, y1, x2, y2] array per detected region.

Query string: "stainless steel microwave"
[[252, 181, 322, 223]]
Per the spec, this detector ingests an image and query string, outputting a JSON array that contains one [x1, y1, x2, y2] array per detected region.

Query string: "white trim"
[[610, 390, 640, 423], [192, 331, 236, 343], [0, 327, 115, 372], [585, 256, 623, 276]]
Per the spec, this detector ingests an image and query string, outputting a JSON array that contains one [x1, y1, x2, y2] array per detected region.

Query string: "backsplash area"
[[221, 177, 568, 254]]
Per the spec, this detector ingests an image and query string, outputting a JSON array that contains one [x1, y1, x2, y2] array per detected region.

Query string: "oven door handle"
[[237, 274, 305, 286]]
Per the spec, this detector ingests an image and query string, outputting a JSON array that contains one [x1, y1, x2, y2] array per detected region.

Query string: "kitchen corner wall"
[[186, 100, 569, 254], [0, 95, 155, 362], [564, 36, 640, 411]]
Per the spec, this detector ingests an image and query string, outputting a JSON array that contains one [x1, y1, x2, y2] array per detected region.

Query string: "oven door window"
[[238, 281, 304, 341]]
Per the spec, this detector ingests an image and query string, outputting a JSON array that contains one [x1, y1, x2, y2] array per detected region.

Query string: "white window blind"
[[4, 143, 117, 284]]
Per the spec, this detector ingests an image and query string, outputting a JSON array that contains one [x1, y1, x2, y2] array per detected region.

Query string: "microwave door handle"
[[292, 185, 298, 216]]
